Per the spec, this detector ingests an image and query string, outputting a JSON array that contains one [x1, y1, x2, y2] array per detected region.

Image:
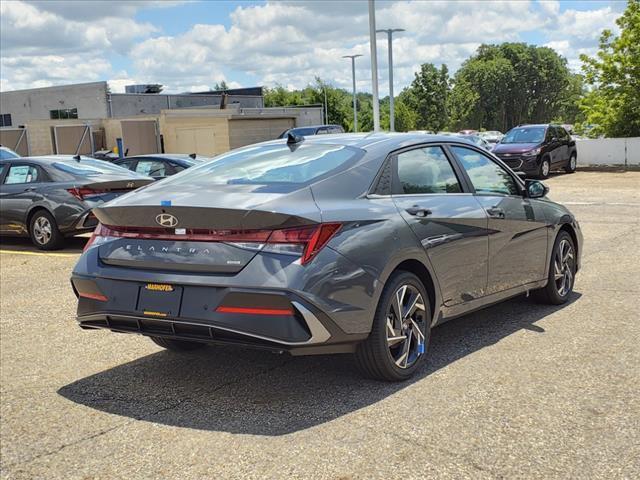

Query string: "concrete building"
[[0, 81, 265, 126], [0, 105, 323, 157], [0, 81, 323, 158]]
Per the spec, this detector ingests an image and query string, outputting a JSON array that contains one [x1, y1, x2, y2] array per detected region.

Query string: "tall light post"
[[342, 54, 363, 132], [376, 28, 404, 132], [368, 0, 380, 132]]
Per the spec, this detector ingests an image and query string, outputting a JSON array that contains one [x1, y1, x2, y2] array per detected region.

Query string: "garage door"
[[53, 125, 93, 155], [175, 127, 216, 155], [121, 120, 159, 156], [0, 128, 29, 156]]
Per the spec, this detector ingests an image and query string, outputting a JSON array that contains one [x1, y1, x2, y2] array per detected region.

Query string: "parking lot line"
[[0, 249, 79, 258]]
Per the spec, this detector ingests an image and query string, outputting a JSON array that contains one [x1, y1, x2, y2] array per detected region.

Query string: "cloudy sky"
[[0, 0, 626, 95]]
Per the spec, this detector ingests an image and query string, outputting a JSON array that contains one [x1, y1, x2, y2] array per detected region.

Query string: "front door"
[[449, 145, 549, 295], [391, 145, 489, 305], [0, 163, 42, 234]]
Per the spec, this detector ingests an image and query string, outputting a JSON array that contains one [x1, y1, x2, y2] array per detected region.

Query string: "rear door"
[[391, 144, 489, 305], [448, 145, 548, 294], [0, 163, 47, 233], [546, 127, 561, 165], [556, 127, 571, 164]]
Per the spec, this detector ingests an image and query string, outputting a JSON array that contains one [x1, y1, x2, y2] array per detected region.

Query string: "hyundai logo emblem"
[[155, 213, 178, 227]]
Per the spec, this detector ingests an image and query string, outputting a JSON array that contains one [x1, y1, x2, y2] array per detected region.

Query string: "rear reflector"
[[215, 306, 294, 316], [78, 291, 108, 302]]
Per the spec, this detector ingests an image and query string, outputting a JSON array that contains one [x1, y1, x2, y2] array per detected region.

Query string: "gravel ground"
[[1, 171, 639, 479]]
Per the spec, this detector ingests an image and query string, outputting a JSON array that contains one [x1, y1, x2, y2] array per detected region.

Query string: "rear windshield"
[[53, 159, 134, 176], [165, 143, 362, 186], [502, 127, 545, 144]]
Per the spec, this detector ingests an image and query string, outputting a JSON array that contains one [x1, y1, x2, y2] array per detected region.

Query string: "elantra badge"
[[155, 213, 178, 227]]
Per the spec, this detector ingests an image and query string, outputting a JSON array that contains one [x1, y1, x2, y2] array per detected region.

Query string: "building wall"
[[109, 94, 263, 117], [159, 111, 230, 156], [21, 119, 103, 155], [0, 82, 109, 126], [228, 118, 294, 149]]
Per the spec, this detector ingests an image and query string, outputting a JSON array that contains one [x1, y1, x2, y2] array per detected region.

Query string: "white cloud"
[[0, 0, 623, 94]]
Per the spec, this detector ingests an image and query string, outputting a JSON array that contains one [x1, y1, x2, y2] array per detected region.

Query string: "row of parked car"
[[0, 122, 576, 250]]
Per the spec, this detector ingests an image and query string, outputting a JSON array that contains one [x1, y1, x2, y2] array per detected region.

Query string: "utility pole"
[[368, 0, 380, 132], [323, 86, 328, 124], [376, 28, 404, 132], [342, 54, 363, 132]]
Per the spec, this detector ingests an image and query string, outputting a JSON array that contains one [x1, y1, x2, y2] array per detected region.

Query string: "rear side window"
[[165, 143, 363, 186], [451, 146, 519, 196], [4, 165, 39, 184], [396, 146, 462, 194], [136, 160, 167, 177]]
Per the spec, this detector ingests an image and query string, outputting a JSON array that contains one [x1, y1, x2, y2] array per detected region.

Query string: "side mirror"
[[525, 179, 549, 198]]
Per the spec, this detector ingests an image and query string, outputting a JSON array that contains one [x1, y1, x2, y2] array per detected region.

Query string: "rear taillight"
[[67, 187, 106, 200], [83, 223, 342, 264], [263, 223, 342, 264], [83, 223, 111, 251]]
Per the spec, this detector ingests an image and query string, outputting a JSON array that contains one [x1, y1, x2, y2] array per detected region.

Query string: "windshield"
[[502, 127, 545, 144], [165, 143, 362, 186], [53, 159, 136, 176]]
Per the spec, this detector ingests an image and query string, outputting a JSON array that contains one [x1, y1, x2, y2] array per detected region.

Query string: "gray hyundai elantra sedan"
[[71, 133, 582, 381]]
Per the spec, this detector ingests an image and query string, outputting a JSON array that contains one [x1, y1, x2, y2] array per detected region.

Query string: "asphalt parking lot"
[[1, 171, 639, 479]]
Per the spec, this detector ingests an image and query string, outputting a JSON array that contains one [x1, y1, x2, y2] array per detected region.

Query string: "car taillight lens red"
[[84, 222, 342, 264], [67, 187, 106, 200]]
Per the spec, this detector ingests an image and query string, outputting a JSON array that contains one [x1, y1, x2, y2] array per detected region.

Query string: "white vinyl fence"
[[576, 137, 640, 166]]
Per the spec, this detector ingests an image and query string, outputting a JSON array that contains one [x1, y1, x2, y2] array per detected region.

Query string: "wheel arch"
[[558, 222, 579, 267], [385, 258, 439, 326], [26, 205, 54, 234]]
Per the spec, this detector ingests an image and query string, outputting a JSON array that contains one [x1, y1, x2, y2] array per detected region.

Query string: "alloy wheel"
[[554, 239, 574, 296], [570, 156, 576, 170], [542, 160, 550, 177], [33, 216, 52, 245], [386, 284, 426, 369]]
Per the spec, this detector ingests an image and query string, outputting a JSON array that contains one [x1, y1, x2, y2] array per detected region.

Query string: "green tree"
[[578, 0, 640, 137], [403, 63, 450, 131], [448, 43, 572, 132]]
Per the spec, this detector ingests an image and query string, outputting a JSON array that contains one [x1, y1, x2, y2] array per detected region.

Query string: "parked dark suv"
[[492, 124, 577, 178]]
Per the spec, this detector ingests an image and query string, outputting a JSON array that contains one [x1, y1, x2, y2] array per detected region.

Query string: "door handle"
[[405, 206, 432, 217], [24, 187, 35, 192], [487, 206, 505, 219]]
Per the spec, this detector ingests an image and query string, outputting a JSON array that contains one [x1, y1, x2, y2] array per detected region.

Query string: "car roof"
[[290, 125, 342, 130], [0, 155, 108, 165], [260, 132, 479, 156]]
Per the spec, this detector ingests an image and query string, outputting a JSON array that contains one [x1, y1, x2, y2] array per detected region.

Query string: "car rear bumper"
[[72, 277, 367, 354], [70, 245, 378, 354]]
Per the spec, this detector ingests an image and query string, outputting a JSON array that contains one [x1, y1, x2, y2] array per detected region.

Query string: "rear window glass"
[[53, 159, 133, 176], [166, 143, 362, 186]]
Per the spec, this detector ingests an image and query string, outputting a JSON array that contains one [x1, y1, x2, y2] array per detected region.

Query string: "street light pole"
[[342, 54, 363, 132], [376, 28, 404, 132], [368, 0, 380, 132]]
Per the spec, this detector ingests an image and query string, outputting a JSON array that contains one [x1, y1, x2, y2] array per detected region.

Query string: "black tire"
[[564, 153, 577, 173], [29, 210, 64, 250], [537, 157, 551, 179], [150, 336, 206, 351], [355, 271, 431, 382], [533, 231, 576, 305]]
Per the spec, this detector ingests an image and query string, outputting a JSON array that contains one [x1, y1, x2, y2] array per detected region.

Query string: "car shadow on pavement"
[[58, 292, 581, 436], [0, 235, 88, 253]]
